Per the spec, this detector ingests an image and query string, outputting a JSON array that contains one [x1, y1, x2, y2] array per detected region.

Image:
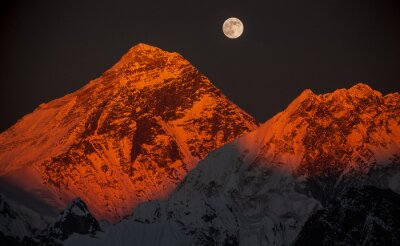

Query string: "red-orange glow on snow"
[[0, 43, 257, 222], [237, 83, 400, 175]]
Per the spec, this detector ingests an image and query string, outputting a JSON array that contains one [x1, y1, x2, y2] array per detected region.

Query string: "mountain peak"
[[284, 83, 386, 119], [47, 198, 100, 241], [283, 88, 316, 116], [0, 43, 257, 222], [346, 83, 382, 98], [109, 43, 184, 72], [298, 89, 315, 99], [248, 83, 399, 174], [349, 82, 373, 92], [131, 42, 162, 52], [64, 198, 90, 216], [295, 88, 316, 103], [124, 42, 166, 57]]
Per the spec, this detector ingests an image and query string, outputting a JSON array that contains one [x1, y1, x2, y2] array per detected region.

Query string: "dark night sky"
[[1, 0, 399, 131]]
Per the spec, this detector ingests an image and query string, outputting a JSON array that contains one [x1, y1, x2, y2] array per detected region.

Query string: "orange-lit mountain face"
[[236, 83, 400, 201], [0, 43, 257, 222], [124, 84, 399, 246], [247, 83, 399, 170]]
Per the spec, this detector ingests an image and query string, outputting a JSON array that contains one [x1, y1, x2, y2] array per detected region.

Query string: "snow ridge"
[[0, 43, 257, 222]]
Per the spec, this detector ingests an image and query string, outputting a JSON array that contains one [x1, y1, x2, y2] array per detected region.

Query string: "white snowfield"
[[0, 194, 53, 240], [64, 142, 320, 246], [119, 84, 400, 245], [2, 84, 400, 245], [65, 220, 182, 246]]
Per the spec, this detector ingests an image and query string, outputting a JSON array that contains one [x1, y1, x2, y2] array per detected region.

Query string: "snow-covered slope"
[[0, 195, 103, 245], [64, 215, 182, 246], [0, 194, 52, 243], [128, 84, 400, 245], [45, 198, 100, 241], [294, 186, 400, 245], [37, 198, 101, 245], [0, 43, 257, 222], [6, 84, 398, 246]]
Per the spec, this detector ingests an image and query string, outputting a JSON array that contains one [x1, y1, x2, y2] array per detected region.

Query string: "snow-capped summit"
[[3, 84, 397, 246], [0, 43, 257, 222], [45, 198, 100, 241], [128, 84, 400, 245], [0, 194, 50, 242], [237, 82, 400, 175], [108, 42, 184, 72], [59, 198, 94, 220]]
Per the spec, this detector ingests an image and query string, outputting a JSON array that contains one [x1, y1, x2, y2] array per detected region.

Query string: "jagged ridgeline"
[[0, 43, 399, 246], [0, 43, 257, 222], [127, 84, 400, 245]]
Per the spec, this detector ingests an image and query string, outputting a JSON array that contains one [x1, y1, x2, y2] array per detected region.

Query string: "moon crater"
[[223, 17, 244, 39]]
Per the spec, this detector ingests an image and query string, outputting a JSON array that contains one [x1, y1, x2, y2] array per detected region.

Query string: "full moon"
[[222, 17, 244, 39]]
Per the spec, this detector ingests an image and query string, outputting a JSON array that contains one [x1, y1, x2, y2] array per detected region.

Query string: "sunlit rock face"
[[234, 83, 400, 203], [0, 43, 257, 222], [128, 84, 400, 245], [3, 83, 398, 245]]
